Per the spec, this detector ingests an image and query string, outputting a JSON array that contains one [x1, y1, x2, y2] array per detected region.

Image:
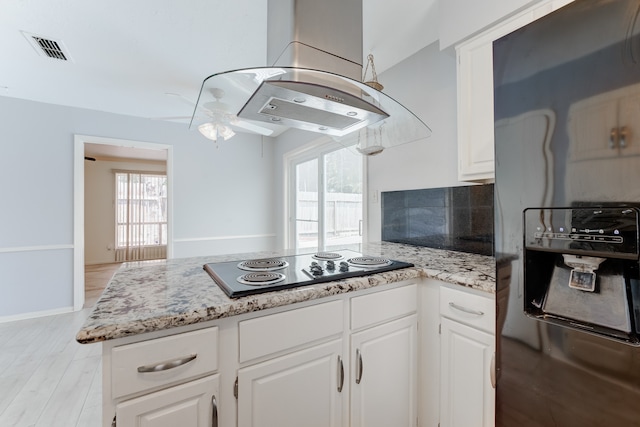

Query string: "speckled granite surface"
[[76, 242, 495, 344]]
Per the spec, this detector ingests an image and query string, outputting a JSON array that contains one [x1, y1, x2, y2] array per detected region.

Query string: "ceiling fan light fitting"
[[198, 122, 236, 141]]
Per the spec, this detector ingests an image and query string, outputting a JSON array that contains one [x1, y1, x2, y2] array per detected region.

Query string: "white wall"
[[84, 158, 166, 265], [366, 42, 464, 241], [0, 96, 276, 319]]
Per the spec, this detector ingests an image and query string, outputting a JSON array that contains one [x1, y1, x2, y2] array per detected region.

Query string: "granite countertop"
[[76, 242, 495, 344]]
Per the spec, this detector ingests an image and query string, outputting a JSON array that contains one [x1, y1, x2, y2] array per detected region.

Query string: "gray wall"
[[0, 96, 276, 319], [270, 41, 465, 248], [367, 42, 464, 242]]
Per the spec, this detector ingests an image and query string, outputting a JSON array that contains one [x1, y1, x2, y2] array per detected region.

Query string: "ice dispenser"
[[523, 207, 640, 344]]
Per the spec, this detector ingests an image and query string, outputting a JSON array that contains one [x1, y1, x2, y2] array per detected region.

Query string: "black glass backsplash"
[[382, 185, 494, 256]]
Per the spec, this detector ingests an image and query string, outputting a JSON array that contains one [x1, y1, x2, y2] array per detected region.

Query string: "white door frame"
[[283, 138, 366, 251], [73, 134, 174, 311]]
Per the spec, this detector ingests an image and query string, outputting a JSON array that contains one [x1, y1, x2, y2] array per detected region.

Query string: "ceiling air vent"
[[21, 31, 72, 61]]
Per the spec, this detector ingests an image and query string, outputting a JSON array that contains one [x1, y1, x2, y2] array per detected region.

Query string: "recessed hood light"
[[190, 0, 431, 155]]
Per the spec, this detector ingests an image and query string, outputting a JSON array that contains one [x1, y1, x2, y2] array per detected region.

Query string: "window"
[[115, 172, 167, 260], [289, 144, 363, 251]]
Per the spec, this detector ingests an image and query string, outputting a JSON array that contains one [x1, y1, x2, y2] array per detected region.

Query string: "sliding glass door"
[[290, 144, 363, 251]]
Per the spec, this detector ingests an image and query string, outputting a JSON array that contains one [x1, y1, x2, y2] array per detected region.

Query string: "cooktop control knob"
[[326, 260, 335, 270], [310, 263, 324, 275], [339, 261, 349, 272]]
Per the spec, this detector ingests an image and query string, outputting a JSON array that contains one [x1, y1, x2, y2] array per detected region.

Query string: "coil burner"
[[347, 257, 392, 269], [237, 258, 289, 271], [312, 252, 344, 261], [237, 272, 286, 286]]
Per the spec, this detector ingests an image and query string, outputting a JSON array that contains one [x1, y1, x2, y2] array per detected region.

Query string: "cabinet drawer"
[[239, 300, 343, 363], [350, 284, 417, 330], [111, 327, 218, 399], [440, 286, 495, 333]]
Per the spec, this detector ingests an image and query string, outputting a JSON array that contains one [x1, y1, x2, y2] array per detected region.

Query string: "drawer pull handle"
[[449, 302, 484, 316], [137, 354, 197, 373]]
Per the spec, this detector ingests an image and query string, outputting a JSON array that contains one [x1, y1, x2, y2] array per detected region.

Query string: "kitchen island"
[[77, 241, 496, 427], [76, 241, 494, 344]]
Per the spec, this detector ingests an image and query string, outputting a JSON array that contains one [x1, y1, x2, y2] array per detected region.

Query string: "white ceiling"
[[0, 0, 439, 125]]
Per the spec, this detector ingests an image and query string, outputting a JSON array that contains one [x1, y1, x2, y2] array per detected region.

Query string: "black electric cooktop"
[[203, 249, 414, 298]]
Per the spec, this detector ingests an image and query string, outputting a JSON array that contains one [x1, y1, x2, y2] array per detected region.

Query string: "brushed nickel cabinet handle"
[[620, 126, 629, 148], [610, 127, 619, 149], [355, 349, 363, 384], [449, 302, 484, 316], [337, 356, 345, 392], [137, 354, 197, 373], [490, 352, 496, 389], [211, 395, 218, 427]]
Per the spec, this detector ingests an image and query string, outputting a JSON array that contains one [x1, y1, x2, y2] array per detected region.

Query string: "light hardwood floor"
[[0, 264, 119, 427]]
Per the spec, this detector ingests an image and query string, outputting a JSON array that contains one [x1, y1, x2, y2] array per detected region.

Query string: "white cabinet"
[[115, 374, 219, 427], [235, 283, 418, 427], [102, 281, 422, 427], [456, 0, 574, 182], [440, 318, 494, 427], [565, 82, 640, 202], [350, 315, 417, 427], [237, 339, 344, 427], [237, 300, 345, 427], [568, 83, 640, 161], [104, 327, 220, 427], [349, 284, 418, 427], [439, 286, 495, 427]]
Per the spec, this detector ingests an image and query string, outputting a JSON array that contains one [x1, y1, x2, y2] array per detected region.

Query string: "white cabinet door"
[[440, 317, 494, 427], [237, 339, 344, 427], [350, 315, 417, 427], [456, 39, 496, 182], [115, 374, 219, 427]]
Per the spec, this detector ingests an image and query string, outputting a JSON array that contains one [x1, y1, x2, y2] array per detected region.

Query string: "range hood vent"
[[238, 80, 390, 137], [191, 0, 431, 154]]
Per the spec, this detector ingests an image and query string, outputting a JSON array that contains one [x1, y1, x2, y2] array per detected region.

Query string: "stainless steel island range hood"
[[190, 0, 431, 155]]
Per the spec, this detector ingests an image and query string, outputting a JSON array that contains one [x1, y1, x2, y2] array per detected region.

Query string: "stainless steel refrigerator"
[[493, 1, 640, 425]]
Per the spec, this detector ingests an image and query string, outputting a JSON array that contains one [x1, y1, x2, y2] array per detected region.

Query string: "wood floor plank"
[[0, 327, 82, 426], [35, 355, 101, 427], [75, 362, 103, 427], [0, 309, 102, 427], [0, 374, 29, 416], [0, 266, 112, 427]]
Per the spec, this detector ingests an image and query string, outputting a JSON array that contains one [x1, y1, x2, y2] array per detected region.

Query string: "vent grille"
[[33, 37, 67, 60], [22, 31, 71, 61]]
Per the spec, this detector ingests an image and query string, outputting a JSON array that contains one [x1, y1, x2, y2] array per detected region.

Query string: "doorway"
[[73, 135, 173, 311]]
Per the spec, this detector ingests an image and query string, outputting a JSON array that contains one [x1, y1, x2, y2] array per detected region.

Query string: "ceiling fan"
[[165, 88, 274, 141]]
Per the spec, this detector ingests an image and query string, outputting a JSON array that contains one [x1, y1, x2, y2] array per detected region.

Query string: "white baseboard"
[[0, 306, 75, 324]]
